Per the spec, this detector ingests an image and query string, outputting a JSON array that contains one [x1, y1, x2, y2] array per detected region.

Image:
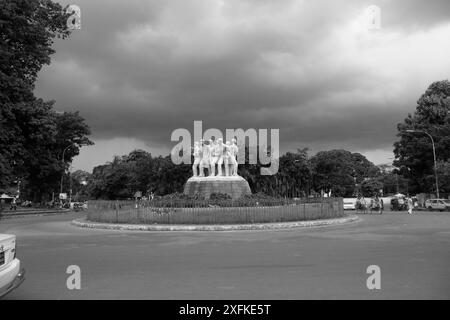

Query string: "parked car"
[[0, 234, 25, 298], [71, 202, 87, 211], [424, 199, 450, 212], [343, 198, 357, 210]]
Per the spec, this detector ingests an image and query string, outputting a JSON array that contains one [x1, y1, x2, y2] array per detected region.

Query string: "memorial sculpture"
[[223, 141, 232, 177], [192, 141, 201, 177], [200, 139, 211, 177], [230, 138, 239, 176], [184, 138, 251, 199], [191, 138, 239, 178]]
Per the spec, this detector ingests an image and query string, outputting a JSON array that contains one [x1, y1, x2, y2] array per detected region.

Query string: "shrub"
[[140, 192, 293, 208], [240, 192, 280, 201], [209, 193, 232, 201], [156, 192, 205, 201]]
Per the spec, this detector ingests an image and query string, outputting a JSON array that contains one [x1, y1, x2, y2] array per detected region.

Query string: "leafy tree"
[[273, 149, 310, 197], [235, 146, 311, 197], [376, 170, 409, 195], [360, 179, 383, 197], [310, 150, 379, 197], [0, 0, 92, 200], [88, 151, 191, 199], [64, 169, 91, 202], [22, 107, 92, 200], [434, 161, 450, 194], [394, 80, 450, 194], [89, 156, 131, 200], [0, 0, 70, 86]]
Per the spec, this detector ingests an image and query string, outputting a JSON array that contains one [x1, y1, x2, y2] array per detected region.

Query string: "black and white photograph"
[[1, 0, 450, 306]]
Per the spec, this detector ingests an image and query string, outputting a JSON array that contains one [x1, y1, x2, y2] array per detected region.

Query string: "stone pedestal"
[[183, 176, 251, 199]]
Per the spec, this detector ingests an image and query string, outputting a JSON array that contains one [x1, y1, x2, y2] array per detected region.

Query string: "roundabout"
[[84, 197, 346, 227], [85, 143, 347, 228], [71, 214, 359, 232], [2, 210, 449, 299]]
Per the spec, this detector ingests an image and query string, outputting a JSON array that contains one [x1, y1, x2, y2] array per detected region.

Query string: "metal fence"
[[87, 198, 344, 225]]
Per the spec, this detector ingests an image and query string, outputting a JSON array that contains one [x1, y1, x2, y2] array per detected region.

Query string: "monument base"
[[183, 176, 252, 199]]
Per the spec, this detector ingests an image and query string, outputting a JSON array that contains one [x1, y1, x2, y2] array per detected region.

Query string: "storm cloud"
[[34, 0, 450, 170]]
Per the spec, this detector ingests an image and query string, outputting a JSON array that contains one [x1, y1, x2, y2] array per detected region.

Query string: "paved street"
[[1, 211, 449, 299]]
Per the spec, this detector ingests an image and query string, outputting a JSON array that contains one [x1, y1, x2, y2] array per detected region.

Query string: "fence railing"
[[87, 198, 344, 225]]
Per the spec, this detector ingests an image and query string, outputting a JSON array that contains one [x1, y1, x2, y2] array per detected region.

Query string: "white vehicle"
[[343, 198, 357, 210], [425, 199, 450, 212], [0, 234, 25, 298]]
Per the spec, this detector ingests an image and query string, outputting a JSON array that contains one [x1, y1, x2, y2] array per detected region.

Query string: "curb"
[[71, 215, 359, 232], [0, 209, 71, 219]]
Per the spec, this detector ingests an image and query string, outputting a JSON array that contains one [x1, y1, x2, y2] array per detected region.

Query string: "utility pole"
[[69, 165, 72, 205]]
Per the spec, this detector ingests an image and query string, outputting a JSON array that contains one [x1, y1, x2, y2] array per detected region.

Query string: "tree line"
[[71, 148, 397, 200]]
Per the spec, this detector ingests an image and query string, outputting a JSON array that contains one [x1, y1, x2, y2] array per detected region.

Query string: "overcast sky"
[[34, 0, 450, 172]]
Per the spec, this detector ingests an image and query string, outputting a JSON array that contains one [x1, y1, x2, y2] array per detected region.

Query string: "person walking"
[[380, 198, 384, 215], [407, 197, 413, 215], [374, 195, 381, 215], [10, 196, 17, 211]]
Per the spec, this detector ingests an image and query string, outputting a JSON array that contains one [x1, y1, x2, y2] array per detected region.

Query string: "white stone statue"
[[199, 139, 211, 177], [189, 138, 239, 178], [230, 138, 238, 176], [210, 139, 221, 176], [216, 138, 226, 176], [192, 141, 201, 177], [223, 141, 232, 176]]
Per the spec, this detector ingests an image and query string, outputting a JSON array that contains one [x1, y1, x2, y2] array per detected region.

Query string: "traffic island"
[[71, 214, 358, 232]]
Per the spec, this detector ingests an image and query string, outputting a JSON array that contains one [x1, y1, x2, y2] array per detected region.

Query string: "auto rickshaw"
[[391, 197, 407, 211]]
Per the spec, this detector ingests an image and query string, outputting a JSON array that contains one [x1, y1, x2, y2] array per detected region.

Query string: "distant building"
[[0, 193, 14, 205]]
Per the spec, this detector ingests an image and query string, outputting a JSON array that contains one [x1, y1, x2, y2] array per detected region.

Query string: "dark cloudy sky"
[[34, 0, 450, 171]]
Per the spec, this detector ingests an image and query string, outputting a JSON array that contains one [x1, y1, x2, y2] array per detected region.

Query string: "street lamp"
[[59, 145, 72, 201], [406, 130, 439, 198]]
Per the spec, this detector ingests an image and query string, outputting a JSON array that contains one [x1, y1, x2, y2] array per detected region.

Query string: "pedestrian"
[[10, 196, 17, 211], [380, 198, 384, 215], [407, 197, 413, 215], [370, 197, 376, 214], [374, 195, 381, 214]]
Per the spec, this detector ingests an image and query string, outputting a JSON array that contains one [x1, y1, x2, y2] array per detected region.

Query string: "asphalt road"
[[1, 210, 449, 299]]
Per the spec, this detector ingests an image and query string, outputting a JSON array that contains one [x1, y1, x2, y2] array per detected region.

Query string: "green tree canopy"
[[393, 80, 450, 194], [435, 161, 450, 194], [310, 149, 379, 197], [0, 0, 92, 200], [88, 150, 192, 200], [360, 179, 383, 197]]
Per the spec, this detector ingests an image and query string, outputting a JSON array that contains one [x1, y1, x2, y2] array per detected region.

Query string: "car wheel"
[[428, 206, 433, 211]]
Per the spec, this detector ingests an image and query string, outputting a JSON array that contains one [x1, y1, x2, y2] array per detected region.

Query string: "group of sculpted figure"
[[192, 138, 239, 177]]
